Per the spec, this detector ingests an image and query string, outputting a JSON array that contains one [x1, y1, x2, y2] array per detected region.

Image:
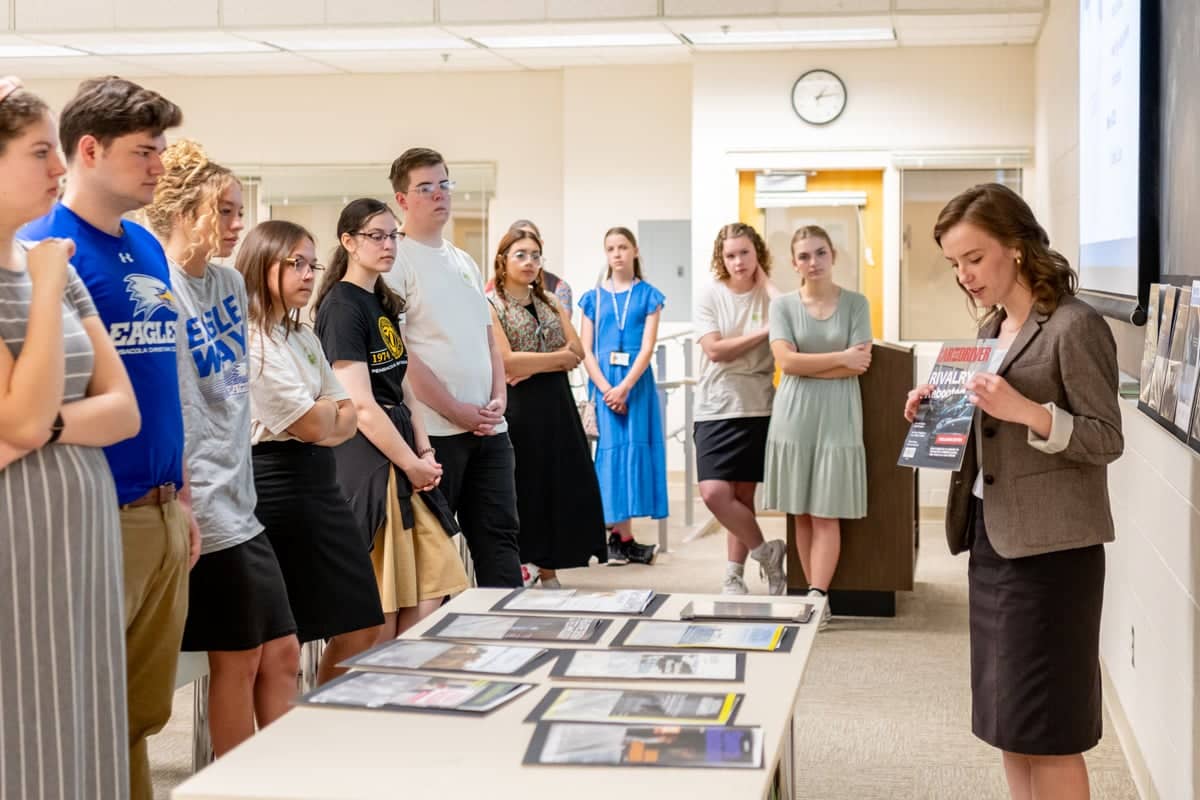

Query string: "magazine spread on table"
[[528, 688, 744, 726], [679, 600, 814, 624], [424, 613, 609, 644], [523, 723, 764, 769], [299, 671, 534, 715], [612, 620, 791, 652], [340, 639, 552, 677], [550, 650, 746, 682], [493, 588, 660, 615]]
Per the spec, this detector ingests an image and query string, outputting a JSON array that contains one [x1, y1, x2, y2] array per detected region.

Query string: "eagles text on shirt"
[[112, 272, 178, 353]]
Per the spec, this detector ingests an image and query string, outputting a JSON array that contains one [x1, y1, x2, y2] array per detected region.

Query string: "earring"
[[1015, 255, 1023, 267]]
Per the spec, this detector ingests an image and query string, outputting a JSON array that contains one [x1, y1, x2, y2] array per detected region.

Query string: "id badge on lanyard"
[[607, 279, 636, 367]]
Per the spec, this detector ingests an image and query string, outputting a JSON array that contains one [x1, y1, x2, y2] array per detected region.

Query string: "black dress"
[[490, 291, 607, 569]]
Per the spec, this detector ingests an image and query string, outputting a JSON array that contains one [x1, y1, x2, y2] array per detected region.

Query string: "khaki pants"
[[121, 501, 190, 800]]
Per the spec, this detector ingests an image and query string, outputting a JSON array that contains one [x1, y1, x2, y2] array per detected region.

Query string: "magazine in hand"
[[897, 339, 1008, 471], [679, 600, 814, 624], [298, 670, 533, 715], [528, 688, 743, 726], [523, 723, 764, 769], [612, 620, 790, 652], [423, 613, 609, 644], [339, 639, 552, 677], [550, 650, 745, 682], [1147, 285, 1180, 413], [493, 588, 660, 615], [1174, 282, 1200, 436]]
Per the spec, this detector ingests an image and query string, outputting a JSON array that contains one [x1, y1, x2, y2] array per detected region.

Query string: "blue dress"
[[580, 281, 669, 524]]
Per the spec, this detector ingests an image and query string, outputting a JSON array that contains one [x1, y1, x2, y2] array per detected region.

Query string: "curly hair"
[[710, 222, 771, 281], [143, 139, 237, 266], [933, 183, 1077, 326]]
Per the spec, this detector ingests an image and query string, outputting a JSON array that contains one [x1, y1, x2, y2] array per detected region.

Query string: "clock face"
[[791, 69, 847, 126]]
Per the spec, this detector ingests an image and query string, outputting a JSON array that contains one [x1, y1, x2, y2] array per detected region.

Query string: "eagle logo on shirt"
[[124, 274, 176, 321]]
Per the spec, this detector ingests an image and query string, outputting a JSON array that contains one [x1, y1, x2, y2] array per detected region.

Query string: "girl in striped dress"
[[0, 77, 141, 800]]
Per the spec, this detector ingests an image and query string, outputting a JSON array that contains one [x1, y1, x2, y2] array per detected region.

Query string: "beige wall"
[[1035, 1, 1199, 797]]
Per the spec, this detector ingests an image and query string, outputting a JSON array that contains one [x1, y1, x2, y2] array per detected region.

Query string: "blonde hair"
[[144, 139, 237, 265], [711, 222, 771, 281]]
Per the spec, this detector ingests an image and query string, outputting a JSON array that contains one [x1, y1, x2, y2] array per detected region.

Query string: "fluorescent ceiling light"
[[686, 28, 895, 45], [474, 32, 679, 49], [0, 44, 85, 57], [37, 33, 275, 56], [240, 28, 473, 52]]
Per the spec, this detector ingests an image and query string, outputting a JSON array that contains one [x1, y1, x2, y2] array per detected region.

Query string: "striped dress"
[[0, 253, 129, 800]]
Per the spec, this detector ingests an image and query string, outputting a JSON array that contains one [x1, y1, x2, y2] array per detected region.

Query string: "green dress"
[[763, 289, 871, 518]]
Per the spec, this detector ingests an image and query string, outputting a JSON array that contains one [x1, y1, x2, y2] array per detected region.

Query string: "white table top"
[[172, 588, 821, 800]]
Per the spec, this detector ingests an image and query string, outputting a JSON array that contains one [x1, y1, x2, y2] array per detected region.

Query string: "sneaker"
[[606, 533, 629, 566], [626, 540, 657, 565], [751, 540, 787, 596], [539, 576, 563, 590], [721, 572, 749, 595], [808, 589, 832, 630]]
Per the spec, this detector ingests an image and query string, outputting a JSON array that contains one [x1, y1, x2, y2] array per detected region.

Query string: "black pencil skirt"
[[694, 416, 770, 483], [253, 441, 384, 643], [968, 502, 1105, 755]]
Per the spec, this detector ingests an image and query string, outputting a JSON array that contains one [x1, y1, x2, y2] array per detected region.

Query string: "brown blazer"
[[944, 295, 1124, 559]]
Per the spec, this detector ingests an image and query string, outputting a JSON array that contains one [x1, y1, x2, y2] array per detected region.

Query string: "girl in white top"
[[694, 223, 787, 595]]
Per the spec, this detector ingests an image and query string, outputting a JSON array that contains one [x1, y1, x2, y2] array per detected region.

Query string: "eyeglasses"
[[283, 256, 325, 275], [409, 179, 456, 196], [354, 230, 404, 244], [508, 250, 544, 265]]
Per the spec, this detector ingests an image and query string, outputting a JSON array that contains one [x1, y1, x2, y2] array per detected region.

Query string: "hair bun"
[[161, 138, 209, 175]]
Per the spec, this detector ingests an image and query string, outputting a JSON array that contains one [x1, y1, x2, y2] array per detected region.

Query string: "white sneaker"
[[752, 540, 787, 596], [808, 589, 832, 630], [722, 573, 749, 595]]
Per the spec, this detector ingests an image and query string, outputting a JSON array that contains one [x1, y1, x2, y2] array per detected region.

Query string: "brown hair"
[[312, 198, 405, 323], [509, 218, 541, 238], [603, 226, 643, 280], [144, 139, 237, 265], [492, 228, 553, 308], [711, 222, 772, 281], [388, 147, 447, 193], [933, 182, 1077, 325], [790, 225, 836, 260], [235, 220, 314, 342], [59, 76, 182, 162], [0, 84, 49, 156]]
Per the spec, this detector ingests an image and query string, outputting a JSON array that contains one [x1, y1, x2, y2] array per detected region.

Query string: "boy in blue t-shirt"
[[21, 76, 189, 800]]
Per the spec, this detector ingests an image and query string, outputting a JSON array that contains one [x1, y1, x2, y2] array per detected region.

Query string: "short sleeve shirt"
[[693, 279, 775, 421], [315, 281, 407, 407], [249, 323, 350, 444]]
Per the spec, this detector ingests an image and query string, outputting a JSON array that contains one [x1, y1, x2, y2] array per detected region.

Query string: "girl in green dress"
[[763, 225, 872, 626]]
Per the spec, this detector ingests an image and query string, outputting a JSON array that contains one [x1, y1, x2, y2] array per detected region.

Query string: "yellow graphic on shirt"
[[378, 316, 405, 361]]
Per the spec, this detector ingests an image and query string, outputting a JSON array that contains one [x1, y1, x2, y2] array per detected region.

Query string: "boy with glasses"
[[384, 147, 522, 588], [21, 76, 194, 800]]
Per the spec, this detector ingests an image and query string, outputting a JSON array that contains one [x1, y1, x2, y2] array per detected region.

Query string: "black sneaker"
[[606, 532, 629, 566], [626, 540, 657, 565]]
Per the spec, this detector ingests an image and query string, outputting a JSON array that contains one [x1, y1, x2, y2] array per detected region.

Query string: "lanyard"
[[607, 278, 637, 334]]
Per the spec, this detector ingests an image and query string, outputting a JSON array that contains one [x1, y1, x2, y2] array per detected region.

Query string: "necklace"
[[507, 285, 533, 304]]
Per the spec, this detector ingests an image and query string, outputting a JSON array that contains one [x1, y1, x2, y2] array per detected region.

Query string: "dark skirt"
[[182, 532, 297, 652], [694, 416, 770, 483], [968, 502, 1105, 755], [253, 441, 384, 643], [506, 370, 607, 569]]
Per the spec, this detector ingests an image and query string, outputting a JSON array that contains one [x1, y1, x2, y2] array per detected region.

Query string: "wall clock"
[[791, 69, 847, 126]]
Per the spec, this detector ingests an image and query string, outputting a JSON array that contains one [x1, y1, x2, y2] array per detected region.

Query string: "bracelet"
[[46, 411, 65, 445], [417, 447, 435, 458]]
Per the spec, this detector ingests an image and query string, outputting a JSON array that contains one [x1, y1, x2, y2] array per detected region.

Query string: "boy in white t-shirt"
[[382, 147, 522, 588]]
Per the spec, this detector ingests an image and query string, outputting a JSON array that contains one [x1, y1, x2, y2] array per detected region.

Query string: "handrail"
[[653, 333, 697, 553]]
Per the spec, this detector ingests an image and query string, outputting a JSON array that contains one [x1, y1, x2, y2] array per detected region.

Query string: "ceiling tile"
[[896, 0, 1042, 10], [438, 0, 546, 24], [0, 54, 170, 77], [893, 12, 1041, 31], [323, 0, 435, 25], [27, 30, 276, 55], [664, 0, 776, 15], [299, 48, 517, 72], [15, 0, 115, 31], [115, 0, 219, 28], [547, 0, 658, 19], [220, 0, 324, 27], [500, 49, 609, 69], [233, 26, 472, 51], [778, 0, 890, 10], [114, 51, 339, 76]]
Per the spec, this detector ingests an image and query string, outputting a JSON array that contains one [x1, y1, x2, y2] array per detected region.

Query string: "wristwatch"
[[46, 411, 65, 444]]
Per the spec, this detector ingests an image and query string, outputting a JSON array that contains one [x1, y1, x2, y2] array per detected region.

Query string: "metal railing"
[[654, 331, 696, 554]]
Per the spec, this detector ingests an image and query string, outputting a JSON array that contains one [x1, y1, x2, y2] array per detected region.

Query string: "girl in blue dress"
[[579, 226, 668, 565]]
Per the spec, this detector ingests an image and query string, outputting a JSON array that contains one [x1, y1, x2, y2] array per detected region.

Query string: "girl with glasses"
[[236, 220, 384, 686], [486, 228, 607, 587], [313, 198, 466, 637], [146, 140, 300, 755]]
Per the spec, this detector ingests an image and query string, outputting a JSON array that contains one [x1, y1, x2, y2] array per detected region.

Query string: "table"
[[172, 588, 822, 800]]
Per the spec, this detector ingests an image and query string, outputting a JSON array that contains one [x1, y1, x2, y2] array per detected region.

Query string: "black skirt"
[[968, 502, 1105, 755], [694, 417, 770, 483], [182, 532, 297, 652], [506, 370, 607, 569], [253, 441, 384, 643]]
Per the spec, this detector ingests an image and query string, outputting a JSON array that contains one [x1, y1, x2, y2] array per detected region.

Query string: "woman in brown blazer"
[[905, 183, 1123, 800]]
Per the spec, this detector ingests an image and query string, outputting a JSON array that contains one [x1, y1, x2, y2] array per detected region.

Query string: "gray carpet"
[[150, 502, 1139, 799]]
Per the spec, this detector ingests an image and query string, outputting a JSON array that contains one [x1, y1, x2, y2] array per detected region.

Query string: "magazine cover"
[[523, 723, 764, 769], [339, 639, 552, 677], [550, 651, 745, 682], [897, 339, 1008, 471], [423, 613, 609, 644], [1147, 285, 1180, 413], [679, 600, 814, 624], [1173, 282, 1200, 435], [1160, 287, 1193, 423], [298, 671, 533, 715], [528, 688, 743, 726], [612, 620, 791, 652], [1138, 285, 1163, 405], [493, 588, 660, 615]]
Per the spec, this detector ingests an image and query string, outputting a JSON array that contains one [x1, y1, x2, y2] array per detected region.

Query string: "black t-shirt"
[[315, 281, 407, 408]]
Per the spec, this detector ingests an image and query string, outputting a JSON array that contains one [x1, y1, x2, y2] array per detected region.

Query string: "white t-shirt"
[[248, 323, 350, 445], [383, 237, 505, 437], [693, 279, 775, 421]]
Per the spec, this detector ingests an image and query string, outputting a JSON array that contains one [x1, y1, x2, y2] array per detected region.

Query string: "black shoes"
[[606, 532, 629, 566], [606, 531, 657, 566]]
